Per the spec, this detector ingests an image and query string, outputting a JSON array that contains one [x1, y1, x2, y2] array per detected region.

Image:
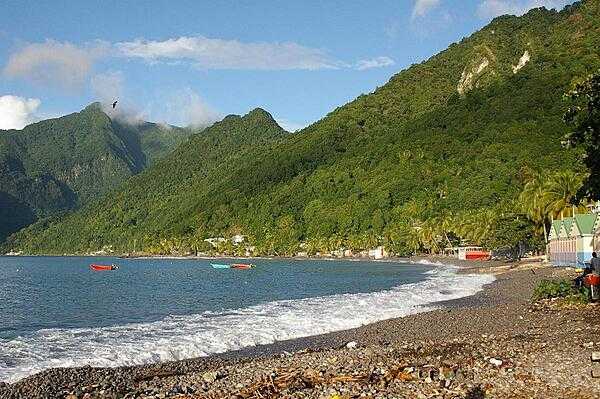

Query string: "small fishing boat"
[[90, 264, 119, 271], [230, 263, 255, 269], [211, 263, 230, 269]]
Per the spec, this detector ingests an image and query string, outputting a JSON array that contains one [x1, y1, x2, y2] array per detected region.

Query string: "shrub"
[[532, 279, 590, 303]]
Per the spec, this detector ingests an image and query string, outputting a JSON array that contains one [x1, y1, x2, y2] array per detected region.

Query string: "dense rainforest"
[[0, 103, 193, 242], [4, 1, 600, 256]]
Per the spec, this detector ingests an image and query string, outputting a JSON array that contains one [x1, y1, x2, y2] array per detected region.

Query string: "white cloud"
[[412, 0, 441, 18], [3, 40, 108, 90], [115, 36, 342, 70], [0, 95, 41, 130], [275, 118, 309, 132], [477, 0, 571, 19], [158, 88, 221, 128], [91, 71, 123, 103], [90, 71, 148, 125], [355, 56, 396, 71]]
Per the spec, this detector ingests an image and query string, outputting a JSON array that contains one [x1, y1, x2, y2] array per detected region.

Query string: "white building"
[[368, 246, 387, 260], [231, 234, 246, 245]]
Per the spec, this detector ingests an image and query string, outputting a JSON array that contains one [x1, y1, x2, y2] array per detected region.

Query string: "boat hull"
[[465, 252, 491, 261], [90, 264, 118, 271], [231, 263, 255, 269], [211, 264, 230, 269]]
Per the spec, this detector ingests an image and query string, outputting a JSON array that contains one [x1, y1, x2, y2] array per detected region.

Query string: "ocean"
[[0, 256, 494, 382]]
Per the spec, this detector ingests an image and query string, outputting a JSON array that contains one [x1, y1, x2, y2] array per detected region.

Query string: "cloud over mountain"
[[355, 56, 395, 70], [115, 36, 342, 71], [0, 95, 41, 130]]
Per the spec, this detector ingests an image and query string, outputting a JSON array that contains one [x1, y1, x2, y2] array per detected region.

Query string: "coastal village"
[[41, 203, 600, 265], [547, 203, 600, 267]]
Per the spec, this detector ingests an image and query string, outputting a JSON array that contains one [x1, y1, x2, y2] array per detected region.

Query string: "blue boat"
[[211, 263, 230, 269]]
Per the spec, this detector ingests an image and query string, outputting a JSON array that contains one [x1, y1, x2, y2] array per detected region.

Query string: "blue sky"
[[0, 0, 574, 131]]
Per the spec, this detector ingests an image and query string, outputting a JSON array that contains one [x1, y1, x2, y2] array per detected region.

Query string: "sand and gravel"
[[2, 258, 600, 398]]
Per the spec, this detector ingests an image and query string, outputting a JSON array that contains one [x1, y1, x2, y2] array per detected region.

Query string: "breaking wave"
[[0, 264, 494, 383]]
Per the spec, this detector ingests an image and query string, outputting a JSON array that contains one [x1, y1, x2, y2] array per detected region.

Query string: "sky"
[[0, 0, 576, 131]]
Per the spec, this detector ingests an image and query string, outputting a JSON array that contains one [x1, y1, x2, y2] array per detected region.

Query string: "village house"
[[368, 246, 387, 260], [231, 234, 245, 245], [548, 213, 599, 267]]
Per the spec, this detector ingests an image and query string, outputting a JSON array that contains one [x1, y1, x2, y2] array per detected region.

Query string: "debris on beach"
[[345, 341, 357, 349], [488, 358, 503, 367]]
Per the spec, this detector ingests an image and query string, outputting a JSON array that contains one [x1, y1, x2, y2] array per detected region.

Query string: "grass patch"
[[532, 279, 590, 304]]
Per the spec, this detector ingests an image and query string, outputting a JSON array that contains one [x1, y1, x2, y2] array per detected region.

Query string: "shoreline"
[[0, 258, 485, 379], [1, 253, 413, 263], [3, 258, 598, 398]]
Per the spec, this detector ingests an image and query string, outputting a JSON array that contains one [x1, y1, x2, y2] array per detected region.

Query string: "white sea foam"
[[0, 264, 494, 383]]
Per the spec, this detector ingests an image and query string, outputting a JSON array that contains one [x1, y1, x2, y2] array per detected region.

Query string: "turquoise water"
[[0, 256, 494, 382]]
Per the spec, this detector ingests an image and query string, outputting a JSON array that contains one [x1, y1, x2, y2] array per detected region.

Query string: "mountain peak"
[[243, 108, 280, 127], [83, 102, 104, 112], [246, 107, 272, 118]]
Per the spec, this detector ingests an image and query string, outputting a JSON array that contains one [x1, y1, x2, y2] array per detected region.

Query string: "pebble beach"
[[2, 259, 600, 399]]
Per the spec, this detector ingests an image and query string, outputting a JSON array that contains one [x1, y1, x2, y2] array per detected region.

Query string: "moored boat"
[[230, 263, 255, 269], [465, 250, 491, 261], [211, 263, 230, 269], [90, 264, 118, 271]]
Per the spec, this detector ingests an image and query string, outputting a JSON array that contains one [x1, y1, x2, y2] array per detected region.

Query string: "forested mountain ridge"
[[6, 0, 599, 255], [5, 108, 288, 253], [0, 103, 193, 242]]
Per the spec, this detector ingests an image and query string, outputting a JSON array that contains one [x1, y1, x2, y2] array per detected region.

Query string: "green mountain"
[[7, 1, 599, 255], [0, 103, 193, 242]]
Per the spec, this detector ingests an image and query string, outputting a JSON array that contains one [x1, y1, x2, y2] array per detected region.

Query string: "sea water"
[[0, 256, 494, 382]]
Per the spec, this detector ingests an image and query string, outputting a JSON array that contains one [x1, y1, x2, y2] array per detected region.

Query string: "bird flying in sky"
[[112, 100, 118, 109]]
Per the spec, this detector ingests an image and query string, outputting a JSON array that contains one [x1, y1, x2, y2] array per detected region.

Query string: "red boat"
[[90, 264, 119, 271], [465, 250, 491, 261], [456, 246, 491, 261], [230, 263, 255, 269]]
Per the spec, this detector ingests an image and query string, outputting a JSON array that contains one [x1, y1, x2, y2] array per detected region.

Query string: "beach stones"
[[489, 358, 503, 367], [345, 341, 358, 349], [438, 366, 455, 382], [202, 371, 219, 383]]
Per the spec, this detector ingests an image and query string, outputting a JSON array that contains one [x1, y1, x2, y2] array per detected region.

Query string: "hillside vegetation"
[[0, 103, 192, 242], [6, 1, 599, 256]]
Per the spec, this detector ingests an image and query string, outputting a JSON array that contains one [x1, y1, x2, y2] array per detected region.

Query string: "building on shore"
[[368, 246, 387, 260], [547, 213, 599, 267], [231, 235, 246, 245]]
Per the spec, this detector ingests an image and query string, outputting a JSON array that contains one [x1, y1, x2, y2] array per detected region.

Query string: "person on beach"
[[587, 252, 600, 301], [576, 253, 599, 288], [592, 252, 600, 275]]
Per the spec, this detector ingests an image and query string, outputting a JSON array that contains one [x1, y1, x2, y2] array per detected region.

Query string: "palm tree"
[[452, 209, 496, 246], [435, 212, 455, 249], [519, 172, 549, 241], [541, 171, 586, 219], [417, 219, 443, 254], [519, 170, 587, 242]]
